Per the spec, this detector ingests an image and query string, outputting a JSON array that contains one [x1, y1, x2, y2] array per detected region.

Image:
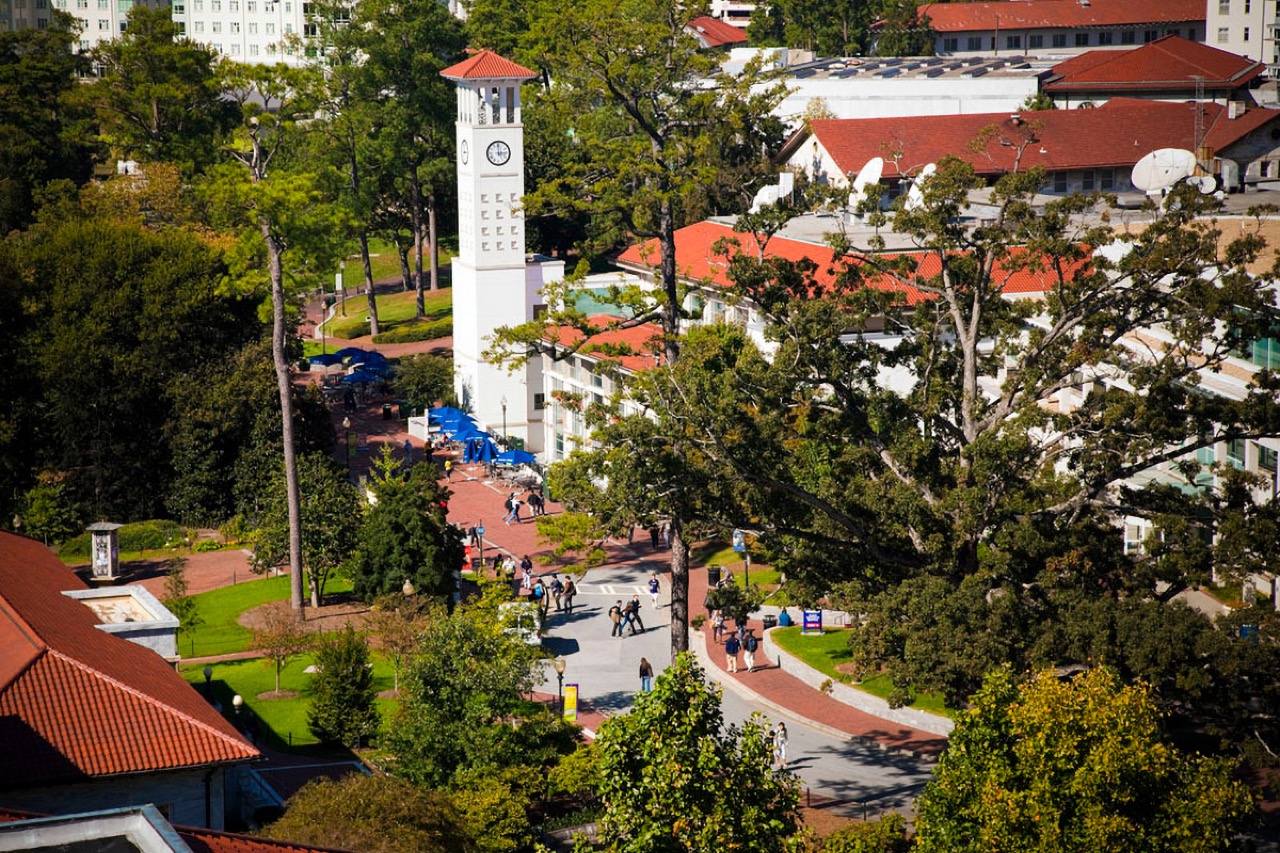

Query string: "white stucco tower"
[[442, 50, 549, 451]]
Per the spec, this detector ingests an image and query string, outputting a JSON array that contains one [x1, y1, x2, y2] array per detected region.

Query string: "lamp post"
[[402, 577, 415, 597], [342, 416, 352, 476], [500, 395, 508, 446], [339, 260, 347, 316], [553, 657, 567, 717], [202, 664, 213, 699], [232, 694, 244, 728]]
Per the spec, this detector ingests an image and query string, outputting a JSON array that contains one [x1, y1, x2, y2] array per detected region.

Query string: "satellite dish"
[[1189, 174, 1217, 195], [851, 157, 884, 196], [1130, 148, 1196, 194], [905, 162, 936, 211]]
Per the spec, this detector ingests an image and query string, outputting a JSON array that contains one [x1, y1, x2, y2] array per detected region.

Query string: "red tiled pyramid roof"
[[441, 49, 536, 82], [1047, 36, 1264, 92], [688, 15, 749, 48], [616, 221, 1076, 307], [0, 533, 258, 786], [921, 0, 1204, 33], [800, 98, 1280, 180]]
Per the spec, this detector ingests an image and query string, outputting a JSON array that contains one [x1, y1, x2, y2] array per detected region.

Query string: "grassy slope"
[[770, 626, 951, 717]]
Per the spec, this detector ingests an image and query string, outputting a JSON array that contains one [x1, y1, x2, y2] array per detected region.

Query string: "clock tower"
[[442, 50, 545, 450]]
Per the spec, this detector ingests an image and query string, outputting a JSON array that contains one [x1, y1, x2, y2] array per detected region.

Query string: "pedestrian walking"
[[773, 723, 788, 767], [743, 630, 759, 672], [648, 573, 661, 609], [550, 575, 565, 611], [403, 438, 413, 463], [503, 492, 524, 525], [649, 525, 660, 550], [626, 595, 645, 634], [609, 600, 624, 637], [712, 610, 726, 643], [501, 555, 516, 582], [562, 576, 577, 613], [521, 562, 533, 592], [639, 657, 654, 693], [444, 458, 453, 480], [724, 633, 741, 673]]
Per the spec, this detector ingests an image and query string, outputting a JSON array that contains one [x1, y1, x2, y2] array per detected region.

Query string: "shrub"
[[58, 519, 185, 558], [307, 626, 379, 748], [374, 318, 452, 344], [194, 539, 222, 553]]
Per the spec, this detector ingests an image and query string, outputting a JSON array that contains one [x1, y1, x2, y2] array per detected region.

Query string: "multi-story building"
[[1204, 0, 1279, 68], [171, 0, 312, 65], [918, 0, 1205, 58], [39, 0, 168, 58]]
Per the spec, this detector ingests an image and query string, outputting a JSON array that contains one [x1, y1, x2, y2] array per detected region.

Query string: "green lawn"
[[327, 288, 453, 340], [770, 626, 952, 718], [181, 653, 398, 753], [180, 575, 357, 658], [694, 542, 783, 589], [180, 575, 293, 658]]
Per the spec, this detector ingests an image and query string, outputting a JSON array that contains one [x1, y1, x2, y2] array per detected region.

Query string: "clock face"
[[486, 140, 511, 166], [460, 140, 469, 164]]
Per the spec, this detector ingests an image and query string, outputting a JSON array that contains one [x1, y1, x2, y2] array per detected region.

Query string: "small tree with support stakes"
[[253, 601, 312, 695]]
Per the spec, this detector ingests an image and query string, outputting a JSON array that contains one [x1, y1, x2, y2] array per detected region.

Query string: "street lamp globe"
[[402, 577, 416, 597]]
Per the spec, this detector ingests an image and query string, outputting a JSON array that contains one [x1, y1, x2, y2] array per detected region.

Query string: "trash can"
[[777, 610, 792, 628], [382, 403, 392, 420], [707, 565, 722, 587], [762, 614, 778, 630]]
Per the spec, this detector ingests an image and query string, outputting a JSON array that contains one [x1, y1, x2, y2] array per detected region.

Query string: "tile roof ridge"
[[44, 648, 257, 761]]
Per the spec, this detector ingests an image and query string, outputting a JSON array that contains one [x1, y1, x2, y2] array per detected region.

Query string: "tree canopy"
[[914, 666, 1256, 852], [595, 652, 802, 852]]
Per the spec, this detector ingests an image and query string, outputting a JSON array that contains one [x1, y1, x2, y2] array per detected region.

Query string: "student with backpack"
[[743, 630, 759, 672], [723, 633, 741, 673], [608, 600, 624, 637]]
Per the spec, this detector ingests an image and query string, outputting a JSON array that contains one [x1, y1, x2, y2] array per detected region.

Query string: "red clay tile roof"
[[798, 98, 1280, 179], [1046, 35, 1264, 92], [615, 221, 1075, 307], [688, 15, 749, 48], [546, 314, 664, 371], [920, 0, 1204, 33], [441, 49, 536, 82], [0, 533, 258, 786]]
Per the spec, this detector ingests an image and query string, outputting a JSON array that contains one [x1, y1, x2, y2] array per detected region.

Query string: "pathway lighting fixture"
[[500, 395, 508, 446], [553, 656, 567, 716]]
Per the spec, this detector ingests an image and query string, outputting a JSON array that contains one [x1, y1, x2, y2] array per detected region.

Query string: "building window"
[[98, 17, 108, 28], [1052, 33, 1067, 47], [229, 42, 240, 53], [1006, 34, 1021, 49], [1246, 0, 1252, 11], [1075, 32, 1090, 46], [1144, 29, 1158, 42], [1053, 172, 1068, 193], [1100, 169, 1115, 190], [193, 18, 202, 29], [1220, 0, 1231, 10], [1228, 438, 1247, 470], [1097, 30, 1113, 45], [229, 0, 236, 7], [211, 20, 220, 31], [534, 393, 545, 411], [943, 37, 957, 52], [265, 21, 273, 32], [967, 35, 981, 50], [1244, 26, 1251, 41], [1169, 28, 1181, 37], [211, 0, 219, 8], [1029, 34, 1043, 48], [1218, 27, 1230, 42], [1120, 30, 1135, 44], [1081, 170, 1096, 190]]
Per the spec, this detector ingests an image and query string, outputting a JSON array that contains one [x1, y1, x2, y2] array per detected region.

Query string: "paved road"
[[533, 560, 933, 817]]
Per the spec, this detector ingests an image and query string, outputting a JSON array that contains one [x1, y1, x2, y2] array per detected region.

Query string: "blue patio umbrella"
[[451, 424, 489, 443], [342, 369, 379, 384], [495, 449, 536, 466], [360, 361, 392, 376], [349, 350, 388, 365], [429, 406, 468, 423], [308, 353, 344, 366], [334, 347, 366, 359]]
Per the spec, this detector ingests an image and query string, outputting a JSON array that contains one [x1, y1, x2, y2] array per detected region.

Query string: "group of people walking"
[[609, 595, 648, 636]]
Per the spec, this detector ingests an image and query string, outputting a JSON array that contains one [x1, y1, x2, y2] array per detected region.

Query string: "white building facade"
[[1205, 0, 1280, 68]]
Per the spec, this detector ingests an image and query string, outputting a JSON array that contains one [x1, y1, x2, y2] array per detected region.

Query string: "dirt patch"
[[258, 690, 300, 701], [800, 805, 858, 837], [376, 689, 401, 701], [239, 599, 372, 635]]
